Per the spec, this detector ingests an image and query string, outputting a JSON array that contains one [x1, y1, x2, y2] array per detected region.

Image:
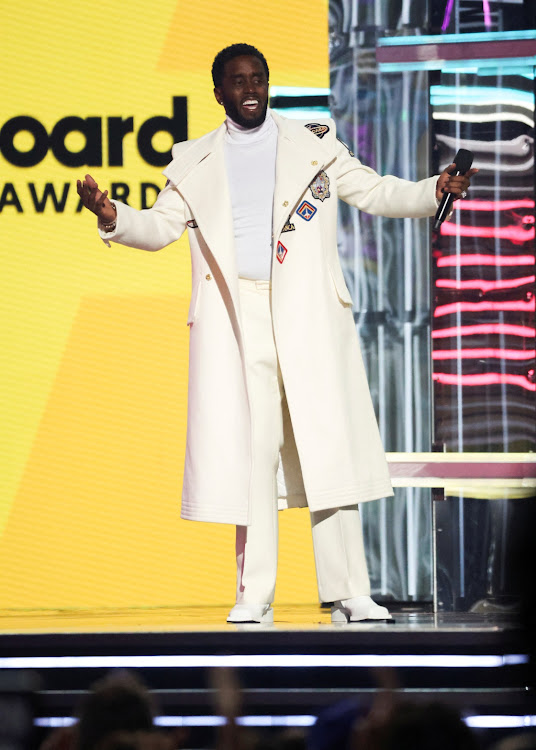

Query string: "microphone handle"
[[433, 167, 464, 231]]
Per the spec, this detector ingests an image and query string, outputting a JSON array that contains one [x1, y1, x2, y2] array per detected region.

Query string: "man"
[[77, 43, 475, 625]]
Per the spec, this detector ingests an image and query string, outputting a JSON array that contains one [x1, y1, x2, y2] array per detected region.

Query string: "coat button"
[[283, 201, 288, 207], [206, 274, 212, 281], [311, 160, 318, 165]]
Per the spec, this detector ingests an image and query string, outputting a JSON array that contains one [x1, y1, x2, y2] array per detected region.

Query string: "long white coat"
[[101, 111, 439, 525]]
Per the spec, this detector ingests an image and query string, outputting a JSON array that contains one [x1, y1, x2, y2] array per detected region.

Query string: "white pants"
[[235, 279, 371, 605]]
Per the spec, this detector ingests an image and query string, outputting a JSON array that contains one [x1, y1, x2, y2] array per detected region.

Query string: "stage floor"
[[0, 604, 522, 634], [0, 605, 532, 742]]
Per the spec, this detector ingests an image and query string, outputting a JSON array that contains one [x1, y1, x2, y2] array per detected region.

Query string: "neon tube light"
[[433, 372, 536, 391], [382, 61, 536, 77], [433, 111, 534, 128], [0, 654, 528, 669], [440, 223, 535, 242], [269, 87, 331, 97], [483, 0, 492, 30], [432, 324, 535, 338], [157, 716, 317, 728], [435, 275, 535, 292], [455, 199, 534, 211], [437, 254, 535, 267], [465, 715, 536, 729], [434, 299, 535, 317], [32, 715, 536, 731], [432, 348, 535, 360], [378, 30, 536, 45], [431, 86, 534, 108], [441, 0, 454, 32], [34, 716, 318, 729]]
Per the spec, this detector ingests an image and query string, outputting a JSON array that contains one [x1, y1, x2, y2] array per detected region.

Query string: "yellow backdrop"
[[0, 0, 329, 618]]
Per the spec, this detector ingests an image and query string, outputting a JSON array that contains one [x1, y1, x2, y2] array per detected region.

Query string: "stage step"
[[0, 613, 533, 746]]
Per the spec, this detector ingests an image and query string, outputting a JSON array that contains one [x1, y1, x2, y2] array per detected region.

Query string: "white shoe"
[[331, 595, 393, 623], [227, 604, 274, 624]]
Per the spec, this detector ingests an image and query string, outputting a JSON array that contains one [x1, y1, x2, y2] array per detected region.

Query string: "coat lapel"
[[271, 111, 334, 238], [163, 124, 237, 288]]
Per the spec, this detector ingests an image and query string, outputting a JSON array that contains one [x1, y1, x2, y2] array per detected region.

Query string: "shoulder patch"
[[305, 123, 330, 139], [337, 137, 355, 157]]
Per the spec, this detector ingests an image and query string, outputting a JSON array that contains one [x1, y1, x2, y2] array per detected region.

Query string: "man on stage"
[[77, 43, 475, 625]]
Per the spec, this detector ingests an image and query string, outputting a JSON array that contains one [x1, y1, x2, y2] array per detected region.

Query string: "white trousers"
[[235, 278, 371, 605]]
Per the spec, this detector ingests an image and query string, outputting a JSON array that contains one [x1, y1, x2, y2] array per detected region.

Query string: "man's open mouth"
[[242, 98, 260, 111]]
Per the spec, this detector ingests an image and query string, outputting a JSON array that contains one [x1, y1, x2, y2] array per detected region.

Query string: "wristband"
[[100, 202, 117, 232]]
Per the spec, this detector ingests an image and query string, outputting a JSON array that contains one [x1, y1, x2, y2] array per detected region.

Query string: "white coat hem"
[[180, 502, 249, 526], [307, 480, 394, 512]]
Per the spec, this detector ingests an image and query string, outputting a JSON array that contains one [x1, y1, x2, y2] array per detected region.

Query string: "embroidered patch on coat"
[[186, 219, 198, 228], [305, 123, 330, 139], [276, 241, 288, 264], [297, 200, 317, 221], [337, 137, 355, 157], [309, 170, 331, 202], [282, 218, 295, 233]]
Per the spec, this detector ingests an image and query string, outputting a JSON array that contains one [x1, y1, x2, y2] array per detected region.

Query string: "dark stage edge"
[[0, 611, 534, 731]]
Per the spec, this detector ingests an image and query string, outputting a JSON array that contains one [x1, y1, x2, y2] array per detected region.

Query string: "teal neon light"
[[269, 86, 331, 97], [430, 85, 534, 109], [378, 58, 536, 73], [270, 108, 331, 119], [377, 30, 536, 47]]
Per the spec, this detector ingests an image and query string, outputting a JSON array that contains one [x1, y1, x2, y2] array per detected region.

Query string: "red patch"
[[276, 241, 288, 264]]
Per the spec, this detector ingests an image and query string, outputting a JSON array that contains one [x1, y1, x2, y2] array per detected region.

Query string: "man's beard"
[[225, 99, 268, 129]]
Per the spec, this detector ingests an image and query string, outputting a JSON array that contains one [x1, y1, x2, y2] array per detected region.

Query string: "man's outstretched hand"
[[76, 174, 116, 224], [435, 163, 479, 203]]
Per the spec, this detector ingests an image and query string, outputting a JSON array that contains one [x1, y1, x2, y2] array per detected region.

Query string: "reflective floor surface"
[[0, 604, 521, 634]]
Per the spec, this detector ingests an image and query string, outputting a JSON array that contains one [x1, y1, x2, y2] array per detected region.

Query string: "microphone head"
[[453, 148, 473, 173]]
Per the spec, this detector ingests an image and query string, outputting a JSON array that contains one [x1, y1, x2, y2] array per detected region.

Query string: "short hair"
[[212, 43, 269, 87]]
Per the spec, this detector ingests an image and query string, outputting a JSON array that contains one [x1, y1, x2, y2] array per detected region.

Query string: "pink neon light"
[[483, 0, 492, 29], [435, 275, 535, 292], [434, 299, 535, 317], [441, 221, 536, 243], [432, 324, 535, 338], [432, 348, 536, 361], [442, 0, 454, 31], [440, 223, 535, 242], [456, 200, 534, 211], [433, 372, 536, 392], [437, 254, 534, 267]]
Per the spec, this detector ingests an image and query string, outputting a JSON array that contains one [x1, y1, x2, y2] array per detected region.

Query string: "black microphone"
[[433, 149, 473, 230]]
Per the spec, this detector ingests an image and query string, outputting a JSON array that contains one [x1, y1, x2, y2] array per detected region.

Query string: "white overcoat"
[[101, 111, 439, 525]]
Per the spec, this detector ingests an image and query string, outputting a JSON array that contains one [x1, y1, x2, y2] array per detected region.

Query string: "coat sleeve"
[[335, 139, 439, 219], [98, 180, 187, 251]]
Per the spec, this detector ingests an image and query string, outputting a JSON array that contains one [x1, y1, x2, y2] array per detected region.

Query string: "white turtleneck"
[[224, 111, 278, 281]]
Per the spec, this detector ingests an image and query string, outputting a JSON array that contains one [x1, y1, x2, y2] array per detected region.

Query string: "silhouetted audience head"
[[75, 672, 155, 750]]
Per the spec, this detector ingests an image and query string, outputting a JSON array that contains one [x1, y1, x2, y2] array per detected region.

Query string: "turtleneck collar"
[[224, 109, 276, 144]]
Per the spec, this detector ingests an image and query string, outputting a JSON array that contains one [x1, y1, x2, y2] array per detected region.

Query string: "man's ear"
[[214, 88, 223, 105]]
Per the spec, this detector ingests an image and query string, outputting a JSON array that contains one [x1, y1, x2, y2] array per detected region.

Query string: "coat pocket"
[[328, 261, 354, 306]]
